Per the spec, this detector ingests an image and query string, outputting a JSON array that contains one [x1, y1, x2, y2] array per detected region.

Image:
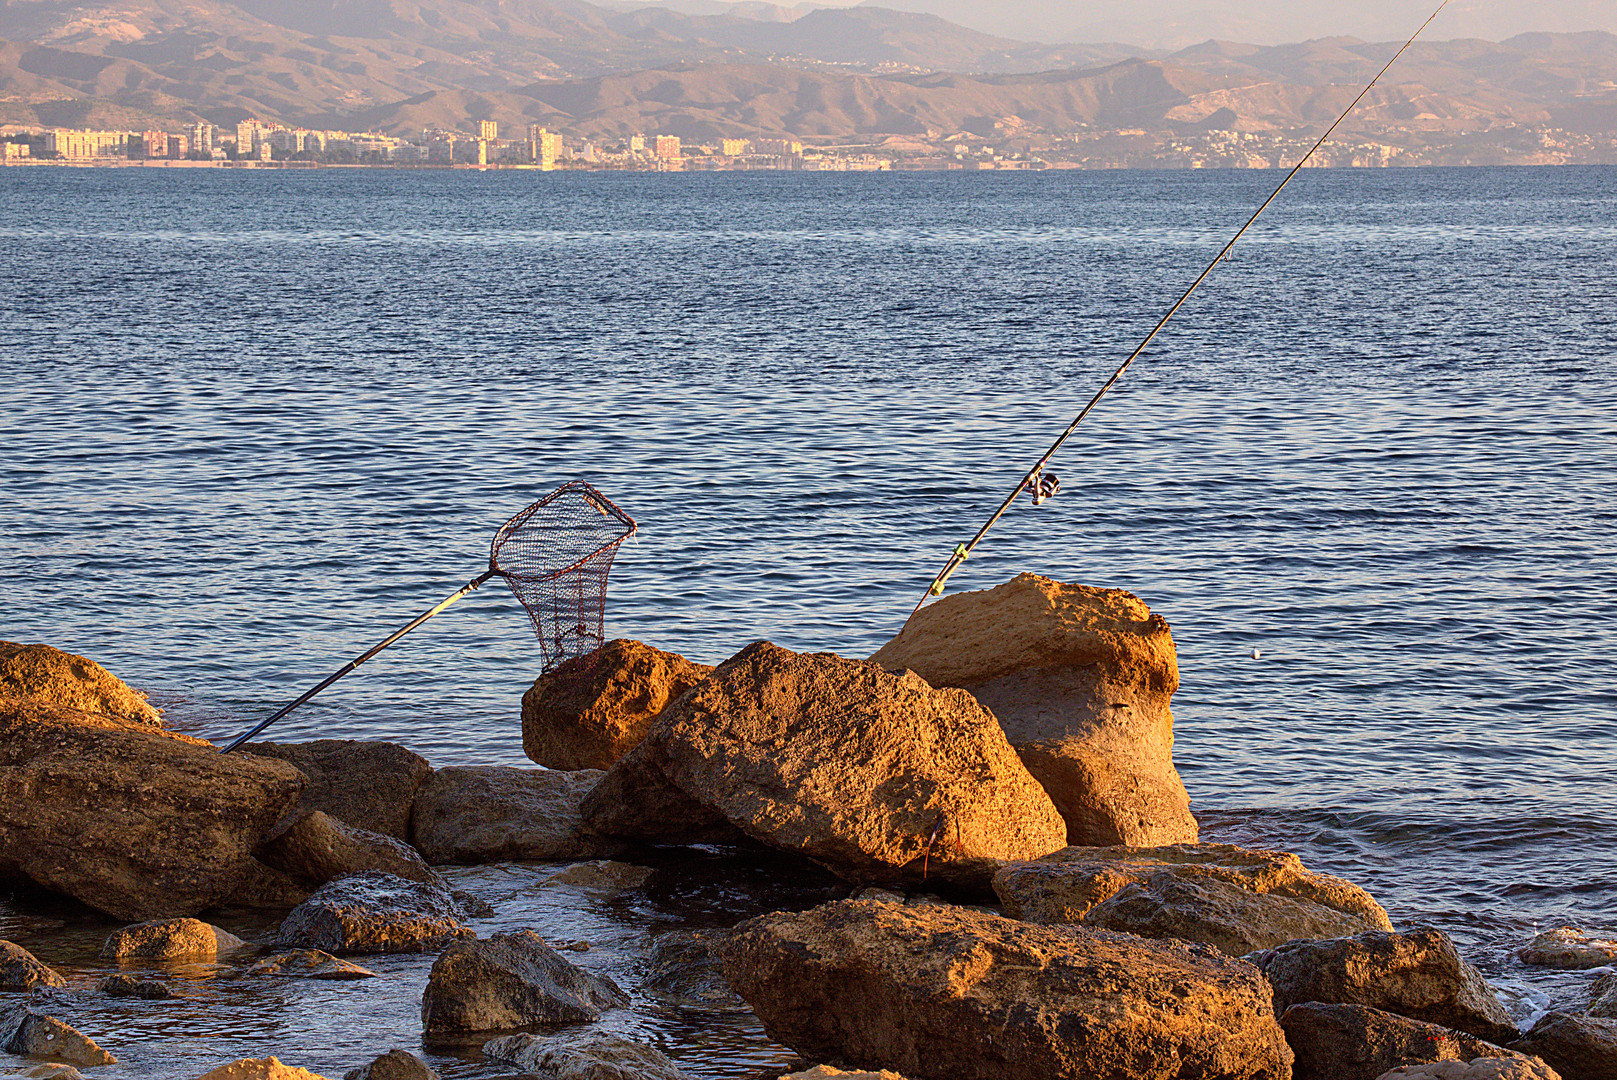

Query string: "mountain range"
[[1, 0, 1614, 141]]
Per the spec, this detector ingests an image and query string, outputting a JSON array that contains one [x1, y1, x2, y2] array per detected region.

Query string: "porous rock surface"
[[1591, 973, 1617, 1019], [1376, 1060, 1564, 1080], [0, 695, 305, 920], [1250, 928, 1517, 1042], [258, 811, 441, 887], [102, 917, 247, 960], [99, 974, 173, 998], [579, 739, 747, 847], [240, 740, 431, 842], [0, 640, 161, 725], [341, 1050, 438, 1080], [522, 639, 713, 771], [1, 1064, 88, 1079], [869, 573, 1198, 847], [993, 841, 1391, 952], [1508, 1012, 1617, 1080], [719, 898, 1293, 1080], [1517, 928, 1617, 970], [0, 1005, 116, 1066], [410, 766, 625, 864], [193, 1060, 334, 1080], [227, 857, 313, 910], [0, 940, 64, 991], [586, 642, 1067, 884], [276, 871, 472, 955], [1281, 1003, 1528, 1080], [247, 949, 377, 980], [644, 928, 743, 1010], [482, 1032, 694, 1079], [420, 930, 628, 1034]]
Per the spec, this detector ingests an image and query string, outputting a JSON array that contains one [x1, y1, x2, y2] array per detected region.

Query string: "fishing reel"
[[1023, 468, 1060, 506]]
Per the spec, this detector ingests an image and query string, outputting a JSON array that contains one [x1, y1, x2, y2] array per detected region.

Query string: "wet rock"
[[0, 940, 64, 991], [483, 1032, 694, 1078], [0, 641, 161, 725], [720, 897, 1293, 1080], [240, 740, 431, 842], [341, 1049, 438, 1080], [258, 810, 442, 887], [0, 1004, 116, 1065], [451, 890, 495, 919], [0, 695, 305, 920], [994, 841, 1391, 927], [644, 929, 743, 1009], [782, 1070, 912, 1080], [247, 949, 377, 980], [1281, 1003, 1527, 1080], [224, 858, 313, 910], [99, 973, 173, 998], [410, 766, 626, 864], [1250, 928, 1518, 1042], [1517, 928, 1617, 970], [541, 860, 655, 895], [102, 917, 247, 960], [276, 871, 472, 955], [193, 1060, 335, 1080], [522, 639, 714, 771], [1508, 1012, 1617, 1080], [420, 930, 628, 1034], [2, 1065, 88, 1079], [869, 573, 1198, 847], [1590, 973, 1617, 1019], [589, 642, 1067, 885], [1376, 1060, 1564, 1080]]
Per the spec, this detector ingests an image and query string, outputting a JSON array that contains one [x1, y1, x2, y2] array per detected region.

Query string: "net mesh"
[[489, 481, 637, 674]]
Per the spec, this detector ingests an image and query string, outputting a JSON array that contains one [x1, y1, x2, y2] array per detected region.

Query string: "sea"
[[1, 164, 1614, 1077]]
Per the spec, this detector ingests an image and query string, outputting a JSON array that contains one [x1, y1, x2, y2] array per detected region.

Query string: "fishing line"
[[900, 0, 1451, 629]]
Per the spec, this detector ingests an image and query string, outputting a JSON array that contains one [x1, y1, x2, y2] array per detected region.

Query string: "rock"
[[101, 917, 247, 960], [643, 929, 743, 1009], [239, 740, 431, 842], [0, 1004, 116, 1066], [1518, 928, 1617, 970], [482, 1033, 695, 1079], [522, 639, 714, 771], [6, 1064, 88, 1079], [0, 695, 305, 920], [451, 890, 495, 919], [579, 738, 748, 847], [341, 1049, 438, 1080], [258, 811, 442, 887], [869, 573, 1198, 847], [782, 1070, 912, 1080], [589, 642, 1067, 884], [192, 1060, 334, 1080], [410, 767, 626, 864], [1281, 1003, 1527, 1080], [993, 842, 1391, 954], [1250, 929, 1518, 1042], [276, 872, 472, 955], [1591, 973, 1617, 1019], [420, 930, 628, 1034], [225, 857, 314, 909], [541, 860, 655, 895], [246, 949, 377, 980], [720, 897, 1293, 1080], [0, 641, 160, 725], [99, 973, 173, 998], [1508, 1012, 1617, 1080], [1376, 1060, 1564, 1080], [0, 940, 64, 991]]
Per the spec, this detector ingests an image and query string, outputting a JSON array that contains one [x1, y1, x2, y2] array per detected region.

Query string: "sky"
[[787, 0, 1617, 49]]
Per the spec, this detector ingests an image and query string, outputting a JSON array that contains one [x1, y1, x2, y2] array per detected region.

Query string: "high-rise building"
[[629, 134, 645, 153], [654, 135, 681, 160], [188, 121, 214, 155], [479, 120, 499, 141], [720, 138, 748, 157], [45, 130, 132, 159], [168, 133, 189, 159], [528, 125, 563, 170], [236, 119, 262, 155]]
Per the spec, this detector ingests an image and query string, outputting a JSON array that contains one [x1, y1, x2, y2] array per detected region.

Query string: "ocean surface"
[[1, 165, 1614, 1077]]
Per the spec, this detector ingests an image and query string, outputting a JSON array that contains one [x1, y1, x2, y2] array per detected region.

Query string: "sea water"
[[1, 165, 1614, 1075]]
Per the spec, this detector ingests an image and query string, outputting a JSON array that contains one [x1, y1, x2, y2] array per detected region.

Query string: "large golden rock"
[[871, 573, 1197, 847], [0, 640, 160, 725]]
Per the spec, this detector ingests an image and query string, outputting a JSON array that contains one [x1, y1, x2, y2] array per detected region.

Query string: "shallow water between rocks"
[[2, 165, 1614, 1075]]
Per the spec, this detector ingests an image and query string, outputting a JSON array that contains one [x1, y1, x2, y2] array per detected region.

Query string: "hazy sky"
[[795, 0, 1617, 48]]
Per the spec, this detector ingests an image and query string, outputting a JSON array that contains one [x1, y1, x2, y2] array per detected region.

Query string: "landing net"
[[490, 481, 637, 673]]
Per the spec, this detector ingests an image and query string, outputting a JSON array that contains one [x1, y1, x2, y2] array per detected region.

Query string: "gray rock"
[[1517, 928, 1617, 971], [720, 897, 1293, 1080], [1282, 1003, 1528, 1080], [482, 1033, 695, 1079], [1590, 973, 1617, 1019], [410, 767, 626, 865], [0, 940, 64, 991], [1508, 1012, 1617, 1080], [643, 929, 743, 1010], [257, 810, 442, 888], [241, 739, 431, 842], [247, 949, 378, 980], [1250, 929, 1517, 1043], [0, 1004, 116, 1066], [276, 872, 472, 955], [99, 973, 172, 998], [102, 917, 247, 960], [420, 930, 628, 1034], [342, 1049, 438, 1080]]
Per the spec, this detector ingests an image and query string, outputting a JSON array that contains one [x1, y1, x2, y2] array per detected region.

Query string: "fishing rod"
[[900, 0, 1450, 629]]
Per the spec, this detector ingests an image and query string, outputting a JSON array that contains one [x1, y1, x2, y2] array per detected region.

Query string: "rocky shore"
[[1, 576, 1613, 1080]]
